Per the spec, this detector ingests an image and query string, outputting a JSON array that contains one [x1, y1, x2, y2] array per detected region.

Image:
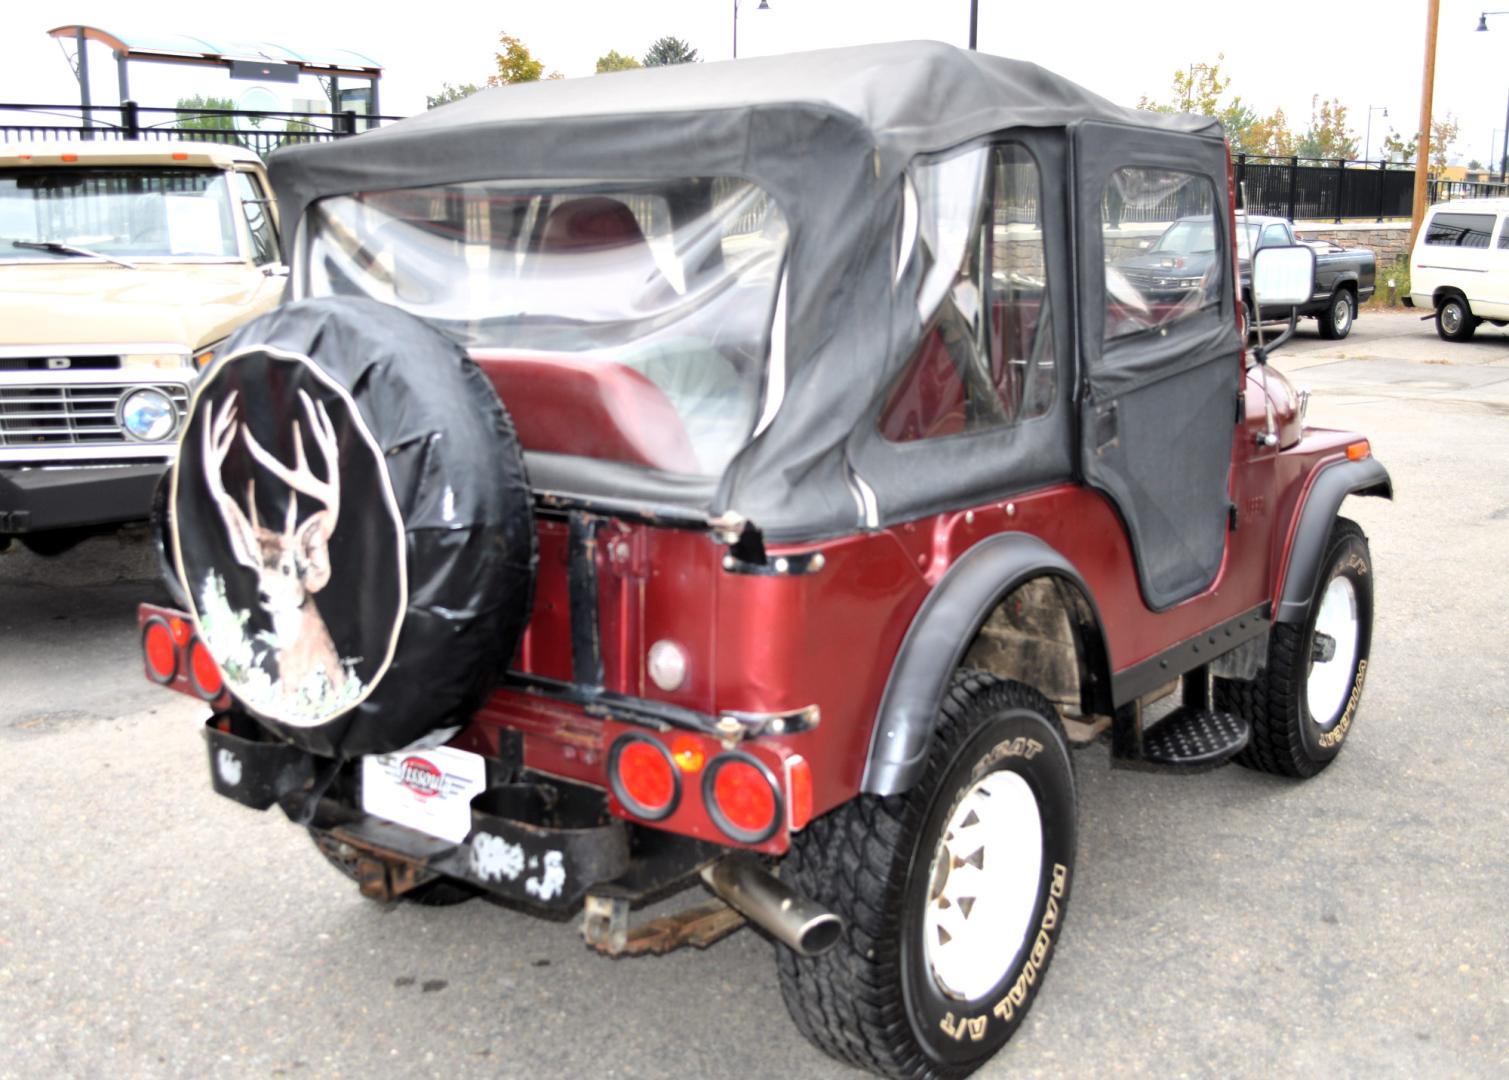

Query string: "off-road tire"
[[308, 829, 478, 906], [777, 673, 1076, 1079], [1436, 295, 1477, 342], [1317, 289, 1354, 340], [1215, 517, 1373, 778]]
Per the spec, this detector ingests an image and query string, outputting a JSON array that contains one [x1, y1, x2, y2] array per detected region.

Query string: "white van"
[[1408, 197, 1509, 341]]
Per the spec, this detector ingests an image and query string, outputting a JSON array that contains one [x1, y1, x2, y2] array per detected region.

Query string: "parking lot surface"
[[2, 310, 1506, 1078]]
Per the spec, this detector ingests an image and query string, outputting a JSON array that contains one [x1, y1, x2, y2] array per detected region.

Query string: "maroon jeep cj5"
[[138, 42, 1390, 1078]]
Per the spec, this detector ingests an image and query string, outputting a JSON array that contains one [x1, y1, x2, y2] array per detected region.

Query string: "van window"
[[1425, 212, 1495, 249], [1500, 222, 1509, 249]]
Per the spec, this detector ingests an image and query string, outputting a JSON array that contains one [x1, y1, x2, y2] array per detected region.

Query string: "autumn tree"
[[1378, 116, 1462, 171], [426, 82, 480, 109], [1295, 96, 1358, 160], [488, 33, 562, 85], [596, 50, 642, 73], [643, 36, 700, 67], [1138, 55, 1230, 116]]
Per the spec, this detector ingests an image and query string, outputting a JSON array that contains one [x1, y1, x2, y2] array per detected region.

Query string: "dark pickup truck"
[[1116, 214, 1375, 339]]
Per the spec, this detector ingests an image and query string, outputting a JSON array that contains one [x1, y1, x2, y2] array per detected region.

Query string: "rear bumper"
[[0, 460, 165, 534], [201, 718, 708, 912]]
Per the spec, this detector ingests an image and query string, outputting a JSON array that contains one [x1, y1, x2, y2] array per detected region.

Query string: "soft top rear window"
[[305, 178, 788, 477]]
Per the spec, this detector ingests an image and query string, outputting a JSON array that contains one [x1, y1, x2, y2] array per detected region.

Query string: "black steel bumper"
[[203, 720, 635, 911], [0, 460, 166, 534]]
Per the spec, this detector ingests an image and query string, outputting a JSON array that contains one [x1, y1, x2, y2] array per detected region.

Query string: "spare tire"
[[171, 297, 536, 759]]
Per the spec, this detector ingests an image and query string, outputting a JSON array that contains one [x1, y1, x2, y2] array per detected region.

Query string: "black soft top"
[[271, 41, 1226, 541]]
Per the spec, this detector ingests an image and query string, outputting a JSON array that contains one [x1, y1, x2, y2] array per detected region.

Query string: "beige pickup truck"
[[0, 139, 283, 554]]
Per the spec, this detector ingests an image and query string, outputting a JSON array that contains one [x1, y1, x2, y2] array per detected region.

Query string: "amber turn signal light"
[[1346, 440, 1371, 461]]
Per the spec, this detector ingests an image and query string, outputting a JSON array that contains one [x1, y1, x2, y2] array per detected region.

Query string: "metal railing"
[[0, 101, 405, 159], [1234, 155, 1509, 223]]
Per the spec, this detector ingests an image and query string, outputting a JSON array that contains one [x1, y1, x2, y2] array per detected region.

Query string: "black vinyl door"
[[1072, 121, 1243, 611]]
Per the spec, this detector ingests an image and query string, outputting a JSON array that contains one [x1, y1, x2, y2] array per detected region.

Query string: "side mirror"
[[1249, 244, 1316, 359], [1251, 244, 1315, 308]]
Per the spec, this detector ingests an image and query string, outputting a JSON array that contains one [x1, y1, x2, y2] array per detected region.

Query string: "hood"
[[0, 262, 284, 349], [1115, 249, 1220, 275]]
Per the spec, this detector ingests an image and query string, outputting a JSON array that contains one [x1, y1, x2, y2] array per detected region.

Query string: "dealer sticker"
[[361, 746, 486, 844]]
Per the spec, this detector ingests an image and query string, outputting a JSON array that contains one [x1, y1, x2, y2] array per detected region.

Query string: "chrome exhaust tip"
[[701, 854, 843, 956]]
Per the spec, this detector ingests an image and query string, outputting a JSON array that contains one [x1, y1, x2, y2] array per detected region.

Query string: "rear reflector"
[[142, 618, 178, 683], [705, 753, 781, 844], [609, 735, 680, 821], [187, 638, 223, 700], [784, 754, 813, 831], [61, 153, 78, 162]]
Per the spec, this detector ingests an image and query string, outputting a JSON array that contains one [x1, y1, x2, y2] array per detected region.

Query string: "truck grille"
[[0, 383, 189, 446]]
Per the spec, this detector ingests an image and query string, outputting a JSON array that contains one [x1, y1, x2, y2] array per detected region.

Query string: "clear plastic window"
[[1102, 168, 1221, 340], [306, 178, 788, 475], [879, 144, 1054, 443], [0, 167, 238, 260]]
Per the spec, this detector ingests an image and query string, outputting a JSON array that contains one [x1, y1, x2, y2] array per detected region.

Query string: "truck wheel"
[[1436, 296, 1477, 342], [1317, 290, 1354, 340], [777, 673, 1075, 1078], [1214, 517, 1373, 778], [308, 829, 478, 906]]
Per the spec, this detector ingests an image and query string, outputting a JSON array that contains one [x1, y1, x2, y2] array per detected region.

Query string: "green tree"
[[1378, 116, 1462, 172], [595, 50, 642, 73], [1138, 55, 1230, 116], [426, 82, 481, 109], [643, 36, 700, 67], [489, 33, 548, 85], [1295, 96, 1358, 160], [175, 95, 238, 131]]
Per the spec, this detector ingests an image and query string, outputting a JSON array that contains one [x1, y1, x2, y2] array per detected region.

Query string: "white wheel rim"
[[1334, 298, 1350, 332], [1307, 576, 1359, 729], [1442, 304, 1462, 334], [922, 770, 1044, 1001]]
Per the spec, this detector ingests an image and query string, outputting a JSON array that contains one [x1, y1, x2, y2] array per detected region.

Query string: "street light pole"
[[1365, 105, 1388, 163], [733, 0, 771, 60], [1478, 11, 1509, 181]]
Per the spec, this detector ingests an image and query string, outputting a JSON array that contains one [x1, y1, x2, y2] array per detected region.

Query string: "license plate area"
[[361, 746, 486, 844]]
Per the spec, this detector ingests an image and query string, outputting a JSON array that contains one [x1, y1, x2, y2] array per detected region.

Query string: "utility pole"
[[1410, 0, 1440, 248]]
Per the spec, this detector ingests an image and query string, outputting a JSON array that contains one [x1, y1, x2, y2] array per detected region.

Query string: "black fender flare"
[[1275, 456, 1392, 623], [860, 533, 1111, 796]]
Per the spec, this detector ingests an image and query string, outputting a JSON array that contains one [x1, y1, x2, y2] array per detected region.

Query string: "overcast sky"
[[2, 1, 1506, 166]]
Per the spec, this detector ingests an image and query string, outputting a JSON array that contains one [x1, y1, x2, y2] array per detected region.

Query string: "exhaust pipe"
[[701, 854, 843, 956]]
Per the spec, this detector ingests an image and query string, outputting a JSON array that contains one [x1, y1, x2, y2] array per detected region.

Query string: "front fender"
[[860, 532, 1109, 796], [1275, 455, 1392, 623]]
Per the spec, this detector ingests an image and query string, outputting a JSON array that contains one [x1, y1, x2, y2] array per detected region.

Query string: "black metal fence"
[[0, 101, 404, 159], [1234, 154, 1509, 222]]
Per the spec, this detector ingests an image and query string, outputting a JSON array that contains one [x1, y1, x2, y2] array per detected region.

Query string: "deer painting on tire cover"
[[201, 387, 353, 711]]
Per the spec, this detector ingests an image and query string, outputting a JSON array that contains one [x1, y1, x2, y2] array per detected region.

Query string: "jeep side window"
[[1102, 168, 1220, 340], [879, 143, 1052, 442], [233, 170, 279, 266]]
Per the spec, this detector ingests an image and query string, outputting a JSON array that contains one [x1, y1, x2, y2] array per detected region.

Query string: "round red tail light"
[[187, 638, 224, 700], [142, 618, 179, 683], [610, 735, 680, 821], [705, 753, 782, 844]]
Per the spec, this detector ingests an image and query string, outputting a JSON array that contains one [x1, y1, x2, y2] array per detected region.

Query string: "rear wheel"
[[777, 674, 1076, 1078], [1215, 517, 1373, 778], [1317, 290, 1355, 340], [1436, 295, 1477, 342]]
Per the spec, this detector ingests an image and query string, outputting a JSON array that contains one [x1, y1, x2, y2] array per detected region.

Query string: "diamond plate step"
[[1140, 707, 1250, 768]]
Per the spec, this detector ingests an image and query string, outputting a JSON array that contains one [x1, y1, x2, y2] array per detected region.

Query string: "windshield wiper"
[[11, 240, 137, 270]]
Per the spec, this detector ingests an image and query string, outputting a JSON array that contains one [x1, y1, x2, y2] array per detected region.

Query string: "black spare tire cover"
[[171, 297, 536, 758]]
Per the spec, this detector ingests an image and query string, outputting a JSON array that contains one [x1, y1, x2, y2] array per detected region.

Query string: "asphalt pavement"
[[1, 309, 1507, 1079]]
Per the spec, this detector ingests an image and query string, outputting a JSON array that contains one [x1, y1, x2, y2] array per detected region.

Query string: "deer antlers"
[[241, 390, 342, 544], [202, 392, 260, 571]]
